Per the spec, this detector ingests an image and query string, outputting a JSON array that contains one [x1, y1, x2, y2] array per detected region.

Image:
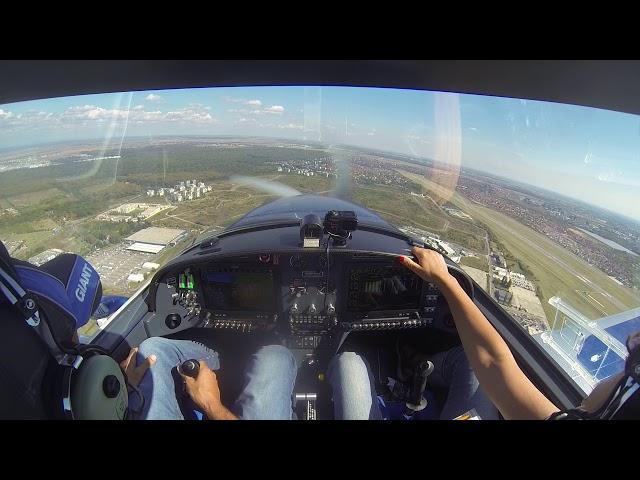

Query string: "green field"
[[7, 141, 640, 327], [353, 185, 488, 253], [460, 255, 490, 272], [400, 171, 640, 322]]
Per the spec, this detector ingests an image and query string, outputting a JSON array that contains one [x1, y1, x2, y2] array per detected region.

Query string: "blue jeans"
[[130, 338, 497, 420], [326, 346, 499, 420], [130, 337, 297, 420], [428, 346, 499, 420], [327, 352, 383, 420]]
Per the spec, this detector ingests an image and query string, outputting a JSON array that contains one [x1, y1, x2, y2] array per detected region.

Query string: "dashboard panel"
[[148, 247, 472, 350]]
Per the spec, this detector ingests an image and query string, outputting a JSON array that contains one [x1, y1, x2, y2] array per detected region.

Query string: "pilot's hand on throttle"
[[179, 360, 221, 413], [120, 347, 156, 388], [399, 247, 453, 286]]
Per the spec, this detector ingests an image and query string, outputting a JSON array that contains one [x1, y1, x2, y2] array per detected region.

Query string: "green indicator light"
[[179, 274, 186, 289], [187, 274, 194, 289]]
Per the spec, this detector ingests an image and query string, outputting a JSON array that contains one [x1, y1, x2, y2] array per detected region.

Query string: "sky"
[[1, 86, 639, 220]]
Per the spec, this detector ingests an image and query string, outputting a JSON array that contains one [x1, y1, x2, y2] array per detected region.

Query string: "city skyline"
[[1, 86, 639, 220]]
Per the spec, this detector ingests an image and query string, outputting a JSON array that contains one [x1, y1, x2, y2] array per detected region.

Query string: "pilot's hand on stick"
[[399, 247, 453, 286], [179, 360, 222, 414], [120, 347, 156, 388]]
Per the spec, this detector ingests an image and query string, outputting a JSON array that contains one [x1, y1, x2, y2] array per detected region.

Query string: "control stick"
[[405, 359, 434, 415], [180, 359, 200, 378]]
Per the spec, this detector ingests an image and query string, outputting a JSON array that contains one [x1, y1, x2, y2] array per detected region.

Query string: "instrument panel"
[[150, 250, 471, 349]]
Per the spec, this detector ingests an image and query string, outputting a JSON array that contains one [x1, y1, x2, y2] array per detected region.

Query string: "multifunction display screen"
[[348, 266, 422, 311], [203, 270, 275, 311]]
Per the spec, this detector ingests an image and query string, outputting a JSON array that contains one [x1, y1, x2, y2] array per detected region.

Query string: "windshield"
[[1, 86, 639, 394]]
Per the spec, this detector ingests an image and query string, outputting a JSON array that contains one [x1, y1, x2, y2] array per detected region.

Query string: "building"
[[28, 248, 65, 266], [146, 189, 155, 197], [490, 252, 507, 268], [127, 273, 145, 283], [142, 262, 160, 271], [124, 227, 187, 254], [435, 239, 456, 257]]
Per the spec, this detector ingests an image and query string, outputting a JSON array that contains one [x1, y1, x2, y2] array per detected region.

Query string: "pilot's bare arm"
[[401, 247, 559, 420], [179, 361, 238, 420]]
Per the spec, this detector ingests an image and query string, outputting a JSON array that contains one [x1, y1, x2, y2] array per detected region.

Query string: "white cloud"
[[237, 117, 257, 124], [1, 102, 222, 134], [223, 96, 263, 107], [266, 105, 284, 114], [278, 123, 303, 130], [59, 104, 216, 125], [145, 94, 163, 102], [163, 106, 216, 124]]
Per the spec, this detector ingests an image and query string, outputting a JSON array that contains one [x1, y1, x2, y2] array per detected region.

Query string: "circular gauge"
[[258, 254, 271, 263], [289, 255, 307, 269]]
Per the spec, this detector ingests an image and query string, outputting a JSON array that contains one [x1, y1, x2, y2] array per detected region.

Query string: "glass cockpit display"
[[348, 266, 422, 311], [203, 270, 275, 311]]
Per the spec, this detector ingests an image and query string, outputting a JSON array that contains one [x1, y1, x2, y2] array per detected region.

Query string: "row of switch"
[[289, 336, 323, 349], [212, 312, 275, 321], [290, 316, 338, 326], [211, 321, 253, 332], [342, 318, 431, 331]]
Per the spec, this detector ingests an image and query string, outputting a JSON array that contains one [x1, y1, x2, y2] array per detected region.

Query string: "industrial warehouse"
[[125, 226, 188, 254], [81, 226, 190, 294]]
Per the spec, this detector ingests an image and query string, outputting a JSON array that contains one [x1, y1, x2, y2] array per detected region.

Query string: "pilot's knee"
[[255, 344, 297, 373], [330, 351, 370, 378], [137, 336, 172, 358]]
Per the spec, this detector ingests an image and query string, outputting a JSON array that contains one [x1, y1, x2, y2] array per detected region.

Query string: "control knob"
[[308, 303, 317, 315], [326, 303, 336, 315], [290, 303, 299, 317], [180, 359, 200, 378]]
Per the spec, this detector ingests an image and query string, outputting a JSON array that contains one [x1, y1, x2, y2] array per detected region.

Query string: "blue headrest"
[[0, 244, 102, 343], [13, 254, 102, 330]]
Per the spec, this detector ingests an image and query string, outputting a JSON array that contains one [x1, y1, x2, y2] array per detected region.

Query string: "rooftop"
[[125, 227, 186, 246]]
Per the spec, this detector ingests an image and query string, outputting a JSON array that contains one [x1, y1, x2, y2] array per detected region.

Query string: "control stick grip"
[[180, 359, 200, 378], [408, 360, 434, 408]]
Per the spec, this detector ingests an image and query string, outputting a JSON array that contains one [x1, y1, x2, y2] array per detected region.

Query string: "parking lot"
[[86, 243, 156, 294]]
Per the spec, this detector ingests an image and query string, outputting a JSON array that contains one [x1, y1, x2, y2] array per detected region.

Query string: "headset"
[[0, 242, 142, 420]]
